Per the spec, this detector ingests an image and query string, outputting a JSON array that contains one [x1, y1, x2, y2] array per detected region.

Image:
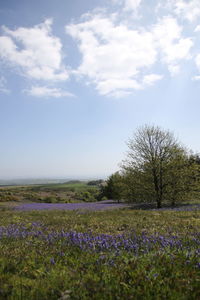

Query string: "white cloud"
[[168, 65, 180, 76], [142, 74, 163, 86], [0, 76, 10, 94], [192, 75, 200, 81], [0, 19, 69, 81], [153, 16, 193, 71], [66, 13, 192, 97], [167, 0, 200, 22], [26, 86, 75, 98], [96, 79, 142, 96], [0, 4, 192, 99], [123, 0, 141, 15], [66, 14, 158, 97], [194, 54, 200, 79], [195, 53, 200, 68], [123, 0, 142, 13], [195, 25, 200, 32]]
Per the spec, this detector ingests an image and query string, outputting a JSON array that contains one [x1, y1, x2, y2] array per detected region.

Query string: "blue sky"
[[0, 0, 200, 179]]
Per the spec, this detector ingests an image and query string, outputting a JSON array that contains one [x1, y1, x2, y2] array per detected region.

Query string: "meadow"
[[0, 202, 199, 299]]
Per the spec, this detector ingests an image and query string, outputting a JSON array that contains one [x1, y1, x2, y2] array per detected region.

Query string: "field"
[[0, 181, 100, 204], [0, 202, 199, 299]]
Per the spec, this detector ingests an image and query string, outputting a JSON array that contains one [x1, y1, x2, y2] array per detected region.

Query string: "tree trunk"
[[171, 199, 175, 207], [157, 202, 161, 208], [152, 167, 162, 208]]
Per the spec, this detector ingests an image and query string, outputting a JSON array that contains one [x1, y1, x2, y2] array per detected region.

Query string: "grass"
[[27, 182, 97, 192], [0, 205, 199, 299], [35, 182, 96, 190]]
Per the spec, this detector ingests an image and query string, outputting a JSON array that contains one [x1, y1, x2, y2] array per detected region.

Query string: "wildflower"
[[50, 258, 55, 265]]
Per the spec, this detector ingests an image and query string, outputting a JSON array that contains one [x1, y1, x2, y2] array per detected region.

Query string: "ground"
[[0, 200, 199, 299]]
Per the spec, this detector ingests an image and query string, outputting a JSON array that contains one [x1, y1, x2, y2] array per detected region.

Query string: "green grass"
[[0, 206, 199, 299], [36, 182, 94, 189], [28, 182, 87, 189]]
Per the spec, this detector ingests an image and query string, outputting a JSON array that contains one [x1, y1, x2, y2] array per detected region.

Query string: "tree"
[[122, 125, 189, 208], [87, 180, 104, 186], [186, 153, 200, 199], [163, 149, 192, 206], [102, 172, 125, 202]]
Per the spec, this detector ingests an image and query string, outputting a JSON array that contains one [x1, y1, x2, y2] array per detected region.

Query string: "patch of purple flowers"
[[15, 201, 127, 211], [0, 223, 199, 257]]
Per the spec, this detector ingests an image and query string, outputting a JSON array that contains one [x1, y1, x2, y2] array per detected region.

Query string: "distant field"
[[0, 182, 91, 190], [0, 181, 101, 203], [32, 182, 97, 190]]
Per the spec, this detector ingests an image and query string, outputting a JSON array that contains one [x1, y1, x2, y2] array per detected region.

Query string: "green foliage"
[[0, 191, 20, 202], [102, 172, 125, 202], [87, 180, 104, 186], [105, 125, 200, 208], [43, 196, 57, 203], [76, 191, 96, 202]]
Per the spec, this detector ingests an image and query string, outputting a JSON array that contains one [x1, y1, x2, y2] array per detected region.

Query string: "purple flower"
[[0, 223, 199, 260], [50, 258, 55, 265], [196, 263, 200, 269], [14, 201, 128, 211]]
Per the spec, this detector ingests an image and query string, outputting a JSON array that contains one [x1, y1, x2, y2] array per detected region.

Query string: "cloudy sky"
[[0, 0, 200, 179]]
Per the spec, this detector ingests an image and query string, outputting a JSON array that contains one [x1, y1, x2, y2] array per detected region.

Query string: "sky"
[[0, 0, 200, 180]]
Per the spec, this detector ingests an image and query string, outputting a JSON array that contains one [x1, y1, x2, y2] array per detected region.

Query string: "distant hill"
[[0, 178, 104, 186], [0, 178, 76, 186], [63, 180, 83, 185]]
